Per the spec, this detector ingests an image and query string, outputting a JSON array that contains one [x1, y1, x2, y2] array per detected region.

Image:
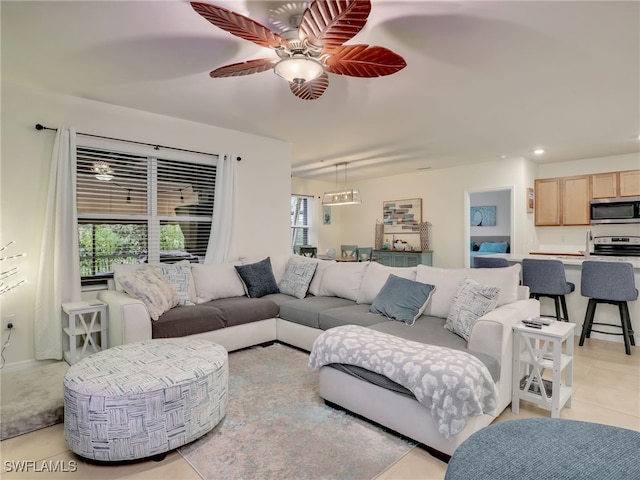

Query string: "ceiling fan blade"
[[210, 58, 278, 78], [299, 0, 371, 50], [325, 45, 406, 77], [191, 2, 286, 49], [289, 73, 330, 100]]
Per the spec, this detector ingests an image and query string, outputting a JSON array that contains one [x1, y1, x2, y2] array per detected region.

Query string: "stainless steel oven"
[[592, 236, 640, 257]]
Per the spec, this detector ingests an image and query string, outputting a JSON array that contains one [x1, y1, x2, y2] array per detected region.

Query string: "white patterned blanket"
[[308, 325, 498, 439]]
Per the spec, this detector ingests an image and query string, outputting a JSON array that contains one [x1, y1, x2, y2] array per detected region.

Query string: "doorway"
[[464, 187, 514, 267]]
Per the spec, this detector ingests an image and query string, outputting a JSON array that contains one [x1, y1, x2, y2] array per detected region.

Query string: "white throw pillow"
[[308, 259, 334, 296], [191, 262, 245, 303], [316, 262, 369, 301], [112, 263, 146, 292], [416, 264, 520, 318], [356, 262, 417, 304], [118, 266, 181, 320], [445, 278, 500, 341]]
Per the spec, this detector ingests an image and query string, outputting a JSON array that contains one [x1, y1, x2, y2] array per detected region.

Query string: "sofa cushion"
[[415, 264, 520, 318], [112, 263, 146, 292], [201, 296, 280, 327], [118, 266, 181, 320], [356, 262, 417, 304], [278, 296, 356, 329], [152, 304, 225, 338], [369, 275, 436, 325], [445, 279, 500, 342], [278, 258, 317, 299], [308, 259, 334, 296], [315, 262, 369, 301], [191, 262, 245, 303], [318, 304, 383, 331], [235, 257, 280, 298]]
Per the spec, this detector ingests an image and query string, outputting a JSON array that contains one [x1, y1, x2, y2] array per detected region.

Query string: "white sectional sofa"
[[97, 254, 539, 457]]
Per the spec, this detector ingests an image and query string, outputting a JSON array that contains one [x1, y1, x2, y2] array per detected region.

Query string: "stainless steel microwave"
[[590, 197, 640, 224]]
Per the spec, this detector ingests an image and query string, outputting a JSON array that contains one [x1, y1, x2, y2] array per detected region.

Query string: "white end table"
[[512, 320, 575, 418], [62, 301, 108, 364]]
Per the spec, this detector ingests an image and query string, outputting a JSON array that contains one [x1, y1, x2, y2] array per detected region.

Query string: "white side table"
[[512, 321, 575, 418], [62, 301, 108, 364]]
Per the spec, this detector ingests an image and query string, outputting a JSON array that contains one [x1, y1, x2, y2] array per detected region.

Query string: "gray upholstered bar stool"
[[474, 257, 509, 268], [522, 258, 575, 322], [579, 261, 638, 355]]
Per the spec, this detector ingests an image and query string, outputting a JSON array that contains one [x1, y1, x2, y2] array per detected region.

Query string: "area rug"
[[178, 343, 415, 480], [0, 361, 69, 440]]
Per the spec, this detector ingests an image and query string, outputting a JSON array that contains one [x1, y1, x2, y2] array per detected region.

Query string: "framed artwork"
[[527, 188, 534, 213], [383, 198, 421, 233], [470, 205, 497, 226], [323, 205, 331, 225]]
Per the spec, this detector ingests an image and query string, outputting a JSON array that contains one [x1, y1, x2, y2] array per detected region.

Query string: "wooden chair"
[[356, 247, 373, 261], [297, 246, 317, 258], [340, 244, 358, 258]]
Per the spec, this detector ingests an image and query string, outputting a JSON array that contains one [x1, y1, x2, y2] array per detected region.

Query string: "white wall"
[[0, 81, 292, 368], [470, 190, 511, 237]]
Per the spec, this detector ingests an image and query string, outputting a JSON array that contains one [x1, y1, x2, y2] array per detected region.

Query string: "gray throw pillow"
[[445, 278, 500, 341], [234, 257, 279, 298], [278, 258, 318, 299], [369, 274, 436, 325]]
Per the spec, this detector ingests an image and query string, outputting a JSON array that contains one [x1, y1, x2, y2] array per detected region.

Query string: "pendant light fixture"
[[322, 162, 361, 206]]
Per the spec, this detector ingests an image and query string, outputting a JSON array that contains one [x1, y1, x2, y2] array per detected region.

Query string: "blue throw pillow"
[[478, 242, 509, 253], [234, 257, 279, 298], [369, 274, 436, 325]]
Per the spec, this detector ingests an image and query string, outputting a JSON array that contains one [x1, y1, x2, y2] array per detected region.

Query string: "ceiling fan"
[[190, 0, 407, 100]]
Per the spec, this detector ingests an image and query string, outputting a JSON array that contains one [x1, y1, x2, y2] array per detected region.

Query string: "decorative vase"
[[374, 221, 384, 250], [420, 222, 431, 251], [326, 248, 336, 259]]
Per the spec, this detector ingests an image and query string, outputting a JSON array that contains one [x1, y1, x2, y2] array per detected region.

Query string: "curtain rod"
[[35, 124, 241, 161]]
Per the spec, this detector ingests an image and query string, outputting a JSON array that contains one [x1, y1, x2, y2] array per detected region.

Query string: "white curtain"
[[205, 153, 237, 263], [35, 126, 82, 360]]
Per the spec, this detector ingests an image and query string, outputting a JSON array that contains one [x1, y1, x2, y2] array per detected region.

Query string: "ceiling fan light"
[[274, 55, 324, 84], [322, 188, 362, 206]]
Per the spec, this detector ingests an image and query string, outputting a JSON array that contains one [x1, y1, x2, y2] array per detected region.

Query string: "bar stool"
[[579, 261, 638, 355], [474, 257, 509, 268], [522, 258, 575, 322]]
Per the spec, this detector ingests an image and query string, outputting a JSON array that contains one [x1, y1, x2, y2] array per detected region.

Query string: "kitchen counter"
[[486, 253, 640, 269], [484, 253, 639, 349]]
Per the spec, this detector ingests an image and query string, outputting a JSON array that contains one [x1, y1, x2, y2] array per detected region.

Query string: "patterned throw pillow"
[[234, 257, 279, 298], [118, 266, 181, 320], [278, 258, 318, 299], [445, 278, 500, 341], [154, 262, 195, 306], [370, 274, 436, 325]]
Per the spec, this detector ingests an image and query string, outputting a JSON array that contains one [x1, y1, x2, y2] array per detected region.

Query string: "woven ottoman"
[[63, 338, 228, 462]]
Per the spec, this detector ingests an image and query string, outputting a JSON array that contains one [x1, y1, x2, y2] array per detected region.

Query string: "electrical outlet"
[[4, 314, 16, 330]]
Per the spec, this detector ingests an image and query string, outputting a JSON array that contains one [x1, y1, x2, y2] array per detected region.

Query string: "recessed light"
[[534, 149, 545, 155]]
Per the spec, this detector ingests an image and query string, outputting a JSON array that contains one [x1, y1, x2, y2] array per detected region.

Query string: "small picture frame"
[[527, 188, 534, 213], [323, 205, 331, 225]]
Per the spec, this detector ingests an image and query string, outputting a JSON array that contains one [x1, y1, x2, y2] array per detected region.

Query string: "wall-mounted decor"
[[470, 206, 497, 226], [383, 198, 422, 234], [323, 205, 331, 225], [527, 188, 534, 213]]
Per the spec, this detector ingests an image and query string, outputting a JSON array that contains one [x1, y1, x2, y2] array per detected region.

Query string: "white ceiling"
[[3, 0, 639, 181]]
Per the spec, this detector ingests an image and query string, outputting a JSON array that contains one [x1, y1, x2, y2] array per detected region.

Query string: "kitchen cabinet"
[[592, 170, 640, 198], [374, 250, 432, 267], [535, 176, 590, 226], [620, 170, 640, 197]]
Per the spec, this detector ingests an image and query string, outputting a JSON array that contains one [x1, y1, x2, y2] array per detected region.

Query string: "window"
[[290, 195, 314, 253], [76, 146, 216, 283]]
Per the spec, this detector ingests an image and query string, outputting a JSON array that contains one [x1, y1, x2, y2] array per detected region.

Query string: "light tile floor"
[[1, 337, 637, 480]]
